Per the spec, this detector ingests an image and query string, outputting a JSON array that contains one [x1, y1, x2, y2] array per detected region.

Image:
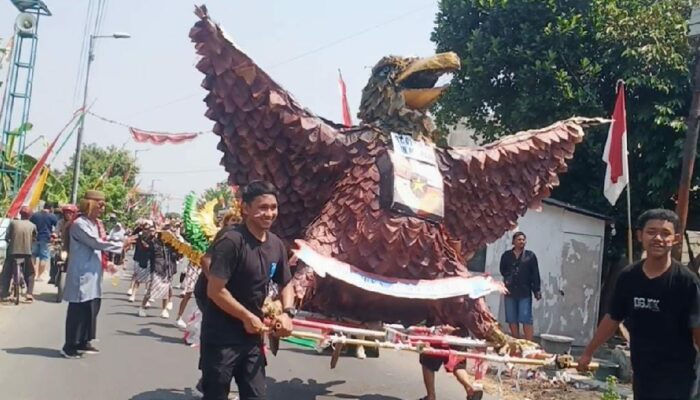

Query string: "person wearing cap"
[[61, 190, 133, 359], [57, 204, 78, 243]]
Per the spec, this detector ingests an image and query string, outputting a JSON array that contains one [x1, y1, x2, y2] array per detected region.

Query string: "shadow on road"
[[140, 321, 177, 329], [117, 328, 183, 345], [34, 292, 60, 303], [3, 346, 63, 358], [266, 377, 344, 399], [108, 311, 142, 317], [102, 296, 130, 302], [333, 394, 404, 400], [127, 378, 402, 399], [128, 388, 196, 399]]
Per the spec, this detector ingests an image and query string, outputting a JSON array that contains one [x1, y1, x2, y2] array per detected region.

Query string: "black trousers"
[[0, 254, 35, 296], [196, 297, 206, 372], [63, 298, 102, 350], [200, 342, 266, 400]]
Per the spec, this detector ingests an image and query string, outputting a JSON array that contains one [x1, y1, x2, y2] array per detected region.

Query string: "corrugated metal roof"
[[543, 198, 611, 221]]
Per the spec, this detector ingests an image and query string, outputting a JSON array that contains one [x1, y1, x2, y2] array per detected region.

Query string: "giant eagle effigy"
[[189, 5, 605, 358]]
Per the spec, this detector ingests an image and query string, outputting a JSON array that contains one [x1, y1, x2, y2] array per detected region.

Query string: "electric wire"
[[72, 0, 96, 106], [123, 3, 432, 118]]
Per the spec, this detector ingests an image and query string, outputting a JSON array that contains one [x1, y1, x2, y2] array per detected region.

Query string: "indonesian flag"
[[338, 69, 353, 127], [130, 127, 199, 145], [602, 82, 629, 205]]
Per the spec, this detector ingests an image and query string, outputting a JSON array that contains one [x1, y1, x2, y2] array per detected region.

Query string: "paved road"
[[0, 270, 485, 400]]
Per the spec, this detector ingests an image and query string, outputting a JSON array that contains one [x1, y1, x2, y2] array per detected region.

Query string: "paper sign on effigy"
[[377, 133, 444, 222]]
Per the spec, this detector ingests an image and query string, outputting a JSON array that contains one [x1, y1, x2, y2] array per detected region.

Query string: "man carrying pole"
[[201, 181, 295, 400]]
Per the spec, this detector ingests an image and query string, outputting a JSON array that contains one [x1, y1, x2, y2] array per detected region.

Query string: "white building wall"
[[446, 120, 480, 147], [481, 204, 606, 346]]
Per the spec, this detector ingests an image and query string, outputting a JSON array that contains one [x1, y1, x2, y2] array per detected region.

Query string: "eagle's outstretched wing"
[[436, 118, 606, 259], [190, 6, 349, 238]]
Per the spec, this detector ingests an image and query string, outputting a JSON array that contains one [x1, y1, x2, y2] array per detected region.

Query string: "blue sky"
[[0, 0, 439, 213]]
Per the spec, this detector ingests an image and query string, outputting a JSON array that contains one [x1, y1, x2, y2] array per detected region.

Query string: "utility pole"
[[674, 8, 700, 260], [69, 32, 130, 203]]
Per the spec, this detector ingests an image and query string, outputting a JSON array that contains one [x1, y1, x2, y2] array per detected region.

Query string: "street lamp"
[[69, 32, 130, 203]]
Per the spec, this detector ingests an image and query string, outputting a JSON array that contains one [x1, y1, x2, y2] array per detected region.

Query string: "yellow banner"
[[28, 167, 49, 210]]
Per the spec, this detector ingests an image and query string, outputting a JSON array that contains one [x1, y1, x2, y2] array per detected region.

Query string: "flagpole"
[[620, 81, 633, 343], [622, 78, 633, 263]]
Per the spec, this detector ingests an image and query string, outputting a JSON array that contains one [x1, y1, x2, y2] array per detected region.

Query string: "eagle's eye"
[[376, 64, 393, 78]]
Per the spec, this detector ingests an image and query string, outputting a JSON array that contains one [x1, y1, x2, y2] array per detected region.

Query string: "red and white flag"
[[602, 82, 629, 205], [338, 69, 352, 127]]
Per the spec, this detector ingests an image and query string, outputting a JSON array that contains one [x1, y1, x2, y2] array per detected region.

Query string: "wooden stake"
[[330, 343, 344, 369], [674, 46, 700, 260]]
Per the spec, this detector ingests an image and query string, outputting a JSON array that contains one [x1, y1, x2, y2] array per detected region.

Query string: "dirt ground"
[[472, 366, 634, 400], [479, 376, 602, 400]]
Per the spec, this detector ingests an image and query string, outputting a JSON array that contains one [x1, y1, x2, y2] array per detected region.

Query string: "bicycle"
[[10, 257, 26, 305]]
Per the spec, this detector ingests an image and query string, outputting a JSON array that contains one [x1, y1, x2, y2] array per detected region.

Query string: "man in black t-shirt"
[[579, 209, 700, 400], [201, 181, 295, 400], [499, 231, 541, 341]]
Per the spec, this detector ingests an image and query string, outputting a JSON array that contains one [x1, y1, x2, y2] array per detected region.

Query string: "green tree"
[[47, 144, 140, 223], [432, 0, 699, 258]]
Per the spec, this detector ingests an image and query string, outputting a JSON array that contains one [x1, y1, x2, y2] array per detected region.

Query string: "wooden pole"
[[626, 183, 634, 264], [674, 45, 700, 260]]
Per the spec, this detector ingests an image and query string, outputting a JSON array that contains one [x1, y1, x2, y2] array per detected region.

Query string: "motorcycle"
[[50, 239, 68, 303]]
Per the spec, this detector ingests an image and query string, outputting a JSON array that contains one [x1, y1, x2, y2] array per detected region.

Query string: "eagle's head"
[[357, 52, 460, 139]]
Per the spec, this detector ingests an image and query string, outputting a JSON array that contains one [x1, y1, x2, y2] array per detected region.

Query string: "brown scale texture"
[[190, 6, 603, 337]]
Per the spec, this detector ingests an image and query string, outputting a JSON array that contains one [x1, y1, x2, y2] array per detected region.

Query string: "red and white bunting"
[[130, 127, 200, 145]]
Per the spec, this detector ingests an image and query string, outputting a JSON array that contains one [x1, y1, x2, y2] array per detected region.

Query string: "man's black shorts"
[[200, 342, 266, 400], [419, 353, 466, 372]]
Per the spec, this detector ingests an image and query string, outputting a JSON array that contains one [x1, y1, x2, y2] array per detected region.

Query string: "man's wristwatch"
[[283, 307, 297, 318]]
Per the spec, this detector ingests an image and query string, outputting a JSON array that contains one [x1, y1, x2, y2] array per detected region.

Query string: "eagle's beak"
[[396, 52, 461, 110]]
